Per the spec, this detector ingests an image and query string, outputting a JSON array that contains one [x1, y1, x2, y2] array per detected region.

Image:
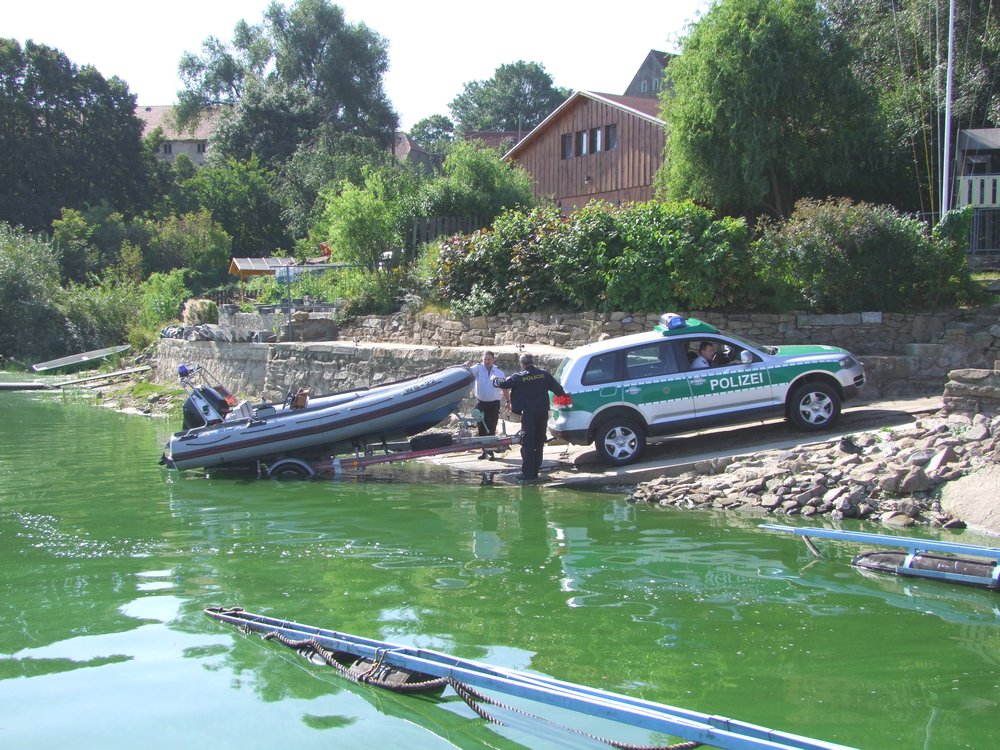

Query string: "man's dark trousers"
[[519, 406, 548, 479], [476, 399, 500, 437]]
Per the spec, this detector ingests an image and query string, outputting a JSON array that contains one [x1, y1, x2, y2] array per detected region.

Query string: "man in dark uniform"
[[493, 353, 565, 482]]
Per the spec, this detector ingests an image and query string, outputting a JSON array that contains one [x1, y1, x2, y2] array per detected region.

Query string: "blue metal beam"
[[206, 608, 856, 750], [760, 524, 1000, 561]]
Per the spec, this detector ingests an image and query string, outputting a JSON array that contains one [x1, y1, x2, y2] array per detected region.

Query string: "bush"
[[0, 224, 65, 364], [753, 199, 979, 312], [333, 268, 406, 317], [182, 298, 219, 325], [139, 270, 190, 329], [435, 201, 754, 313], [58, 277, 140, 354]]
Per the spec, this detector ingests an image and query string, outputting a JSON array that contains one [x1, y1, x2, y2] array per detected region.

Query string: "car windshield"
[[720, 330, 775, 354]]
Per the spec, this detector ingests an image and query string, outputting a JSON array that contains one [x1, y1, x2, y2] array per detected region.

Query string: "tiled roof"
[[136, 105, 221, 140]]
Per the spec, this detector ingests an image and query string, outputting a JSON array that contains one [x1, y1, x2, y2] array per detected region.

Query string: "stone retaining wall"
[[221, 307, 1000, 363], [154, 339, 562, 405], [213, 307, 1000, 399]]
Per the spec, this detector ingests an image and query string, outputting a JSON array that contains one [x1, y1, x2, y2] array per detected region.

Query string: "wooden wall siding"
[[510, 97, 664, 210]]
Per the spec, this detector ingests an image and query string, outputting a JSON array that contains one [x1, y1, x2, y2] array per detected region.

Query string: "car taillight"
[[552, 394, 573, 408]]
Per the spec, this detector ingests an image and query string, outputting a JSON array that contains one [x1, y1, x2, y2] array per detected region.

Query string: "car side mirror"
[[740, 350, 753, 365]]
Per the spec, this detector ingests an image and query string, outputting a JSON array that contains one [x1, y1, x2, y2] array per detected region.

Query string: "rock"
[[925, 446, 957, 474], [882, 512, 916, 528], [898, 466, 932, 494]]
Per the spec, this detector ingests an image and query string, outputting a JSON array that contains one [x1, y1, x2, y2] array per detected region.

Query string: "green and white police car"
[[547, 313, 867, 466]]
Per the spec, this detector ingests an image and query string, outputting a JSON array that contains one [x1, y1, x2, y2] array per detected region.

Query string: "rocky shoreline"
[[629, 406, 999, 533]]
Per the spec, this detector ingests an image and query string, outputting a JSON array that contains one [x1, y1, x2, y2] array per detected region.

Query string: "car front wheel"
[[787, 382, 841, 431], [594, 418, 647, 466]]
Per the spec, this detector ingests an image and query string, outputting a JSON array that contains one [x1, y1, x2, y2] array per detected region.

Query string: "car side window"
[[581, 352, 619, 386], [625, 343, 678, 380]]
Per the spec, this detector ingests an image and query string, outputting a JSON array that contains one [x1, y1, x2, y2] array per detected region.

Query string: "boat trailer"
[[261, 434, 520, 479], [761, 524, 1000, 591], [206, 606, 856, 750], [260, 414, 521, 479]]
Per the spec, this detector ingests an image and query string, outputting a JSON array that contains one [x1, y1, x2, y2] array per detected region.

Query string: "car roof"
[[566, 315, 723, 358]]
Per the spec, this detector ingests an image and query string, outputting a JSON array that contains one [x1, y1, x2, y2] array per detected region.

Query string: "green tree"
[[313, 169, 404, 269], [449, 61, 569, 133], [276, 130, 393, 239], [824, 0, 1000, 213], [409, 115, 455, 151], [177, 0, 397, 167], [410, 141, 535, 223], [0, 39, 155, 231], [658, 0, 881, 219], [178, 155, 288, 256]]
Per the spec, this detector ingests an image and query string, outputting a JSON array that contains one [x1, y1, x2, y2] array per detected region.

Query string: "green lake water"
[[1, 386, 998, 749]]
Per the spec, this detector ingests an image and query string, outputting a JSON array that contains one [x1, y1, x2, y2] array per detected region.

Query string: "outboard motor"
[[177, 364, 233, 429]]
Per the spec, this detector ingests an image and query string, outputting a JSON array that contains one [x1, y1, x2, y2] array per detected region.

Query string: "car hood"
[[770, 344, 850, 359]]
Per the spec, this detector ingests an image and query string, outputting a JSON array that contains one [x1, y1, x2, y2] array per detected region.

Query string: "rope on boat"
[[262, 631, 450, 693], [261, 629, 701, 750]]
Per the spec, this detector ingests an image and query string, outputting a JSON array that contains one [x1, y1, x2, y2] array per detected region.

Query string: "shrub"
[[0, 224, 65, 364], [753, 199, 979, 312], [139, 270, 190, 329], [333, 268, 406, 316], [58, 277, 140, 354], [435, 201, 754, 313], [182, 298, 219, 325]]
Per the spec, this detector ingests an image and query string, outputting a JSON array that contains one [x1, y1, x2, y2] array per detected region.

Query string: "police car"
[[547, 313, 866, 465]]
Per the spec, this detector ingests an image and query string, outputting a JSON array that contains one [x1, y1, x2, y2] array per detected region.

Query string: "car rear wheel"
[[594, 418, 647, 466], [787, 382, 841, 431]]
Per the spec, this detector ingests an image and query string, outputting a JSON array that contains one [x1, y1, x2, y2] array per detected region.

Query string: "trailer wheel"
[[266, 458, 315, 480]]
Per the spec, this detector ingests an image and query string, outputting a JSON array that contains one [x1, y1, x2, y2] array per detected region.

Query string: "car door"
[[621, 341, 695, 430], [683, 336, 774, 418]]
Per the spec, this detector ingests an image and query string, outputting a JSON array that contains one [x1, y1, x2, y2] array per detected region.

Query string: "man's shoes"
[[487, 451, 495, 460], [515, 474, 539, 483], [478, 450, 488, 460]]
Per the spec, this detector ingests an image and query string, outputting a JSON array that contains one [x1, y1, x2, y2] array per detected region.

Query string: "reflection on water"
[[0, 391, 998, 749]]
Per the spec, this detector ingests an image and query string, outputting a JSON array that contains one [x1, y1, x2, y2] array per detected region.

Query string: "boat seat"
[[226, 400, 255, 421], [291, 388, 310, 409]]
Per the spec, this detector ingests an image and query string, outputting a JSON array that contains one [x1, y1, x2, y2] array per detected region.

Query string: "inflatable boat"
[[160, 364, 473, 471]]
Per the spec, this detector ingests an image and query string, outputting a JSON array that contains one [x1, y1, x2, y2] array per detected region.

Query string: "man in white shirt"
[[692, 341, 715, 369], [466, 351, 510, 459]]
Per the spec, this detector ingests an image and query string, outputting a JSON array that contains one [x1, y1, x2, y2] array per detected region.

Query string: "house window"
[[575, 130, 587, 157], [653, 79, 660, 91], [589, 127, 601, 154], [641, 80, 648, 93], [197, 142, 207, 154], [605, 124, 617, 151], [163, 143, 172, 154], [561, 133, 573, 160]]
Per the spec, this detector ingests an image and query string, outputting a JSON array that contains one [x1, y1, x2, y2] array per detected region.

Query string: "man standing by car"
[[493, 353, 565, 482], [465, 351, 510, 460]]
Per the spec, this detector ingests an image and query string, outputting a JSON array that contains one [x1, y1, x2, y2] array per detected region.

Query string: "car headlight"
[[839, 356, 858, 369]]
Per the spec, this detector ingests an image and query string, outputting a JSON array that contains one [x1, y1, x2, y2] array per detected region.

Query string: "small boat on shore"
[[161, 364, 473, 471], [206, 606, 856, 750]]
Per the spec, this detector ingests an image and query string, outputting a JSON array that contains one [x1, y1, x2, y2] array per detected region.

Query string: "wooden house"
[[505, 91, 664, 211]]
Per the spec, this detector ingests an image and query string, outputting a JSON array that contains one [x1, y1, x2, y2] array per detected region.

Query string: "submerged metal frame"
[[206, 607, 856, 750], [761, 524, 1000, 589]]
